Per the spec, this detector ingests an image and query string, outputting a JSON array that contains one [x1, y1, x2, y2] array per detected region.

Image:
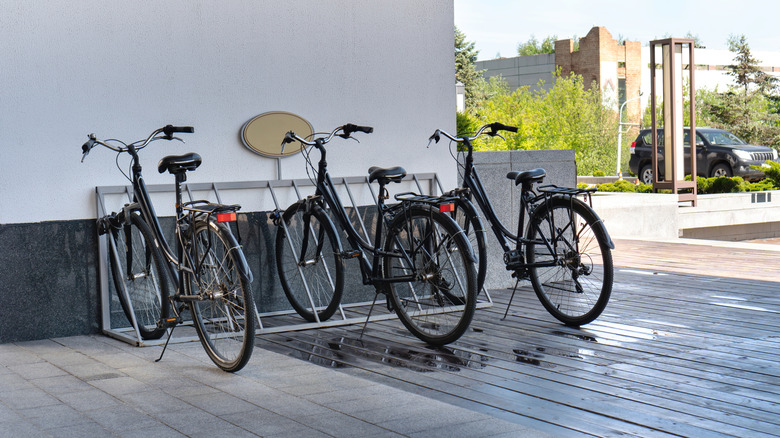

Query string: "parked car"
[[628, 127, 779, 184]]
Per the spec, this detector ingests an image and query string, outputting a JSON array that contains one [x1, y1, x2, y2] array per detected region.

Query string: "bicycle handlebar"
[[281, 123, 373, 152], [81, 124, 194, 162], [428, 122, 518, 146]]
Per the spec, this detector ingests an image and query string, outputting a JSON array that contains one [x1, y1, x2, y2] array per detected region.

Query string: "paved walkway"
[[0, 334, 548, 437]]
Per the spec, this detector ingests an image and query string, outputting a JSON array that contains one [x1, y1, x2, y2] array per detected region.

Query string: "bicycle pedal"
[[341, 250, 361, 259], [160, 316, 181, 329]]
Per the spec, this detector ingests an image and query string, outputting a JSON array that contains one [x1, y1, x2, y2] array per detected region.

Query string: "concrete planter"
[[589, 191, 780, 241]]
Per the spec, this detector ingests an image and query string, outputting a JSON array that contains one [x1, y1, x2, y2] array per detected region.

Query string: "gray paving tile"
[[48, 421, 117, 438], [56, 389, 122, 412], [297, 411, 393, 438], [119, 389, 193, 415], [0, 372, 34, 392], [31, 374, 92, 395], [152, 408, 242, 437], [0, 348, 43, 367], [117, 424, 187, 438], [58, 361, 119, 380], [0, 387, 60, 410], [8, 361, 68, 380], [87, 375, 150, 397], [94, 352, 153, 369], [180, 391, 258, 417], [0, 419, 46, 436], [85, 404, 160, 433], [0, 403, 22, 422], [221, 409, 311, 436], [18, 403, 92, 430]]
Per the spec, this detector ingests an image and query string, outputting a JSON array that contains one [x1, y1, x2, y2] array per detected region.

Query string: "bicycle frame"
[[304, 140, 419, 286]]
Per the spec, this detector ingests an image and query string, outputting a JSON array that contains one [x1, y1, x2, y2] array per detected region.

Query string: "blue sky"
[[455, 0, 779, 60]]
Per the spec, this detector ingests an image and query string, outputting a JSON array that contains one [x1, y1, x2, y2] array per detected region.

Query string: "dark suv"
[[628, 127, 779, 184]]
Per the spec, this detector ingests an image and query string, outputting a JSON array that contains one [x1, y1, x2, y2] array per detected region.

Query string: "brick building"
[[555, 27, 642, 125]]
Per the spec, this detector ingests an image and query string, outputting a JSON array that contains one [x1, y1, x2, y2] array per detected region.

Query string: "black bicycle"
[[82, 125, 256, 372], [274, 124, 477, 346], [428, 122, 614, 326]]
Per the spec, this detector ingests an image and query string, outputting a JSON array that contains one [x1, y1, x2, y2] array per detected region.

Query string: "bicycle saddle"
[[158, 153, 202, 174], [507, 168, 546, 185], [368, 166, 407, 184]]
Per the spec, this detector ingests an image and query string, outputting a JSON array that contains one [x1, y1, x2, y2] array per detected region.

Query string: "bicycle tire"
[[275, 201, 344, 323], [525, 196, 613, 326], [383, 204, 477, 346], [109, 209, 170, 340], [451, 197, 487, 293], [187, 219, 255, 372]]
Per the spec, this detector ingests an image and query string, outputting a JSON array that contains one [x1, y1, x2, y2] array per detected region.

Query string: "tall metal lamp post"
[[616, 93, 642, 176]]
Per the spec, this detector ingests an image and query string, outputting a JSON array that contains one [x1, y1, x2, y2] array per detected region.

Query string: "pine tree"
[[455, 26, 481, 110], [727, 34, 774, 94]]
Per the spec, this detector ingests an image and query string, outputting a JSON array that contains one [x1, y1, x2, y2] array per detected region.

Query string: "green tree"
[[455, 26, 482, 110], [470, 70, 618, 175], [727, 34, 776, 94], [517, 35, 557, 56]]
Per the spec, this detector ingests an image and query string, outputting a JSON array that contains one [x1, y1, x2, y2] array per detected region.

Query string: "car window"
[[702, 131, 746, 146]]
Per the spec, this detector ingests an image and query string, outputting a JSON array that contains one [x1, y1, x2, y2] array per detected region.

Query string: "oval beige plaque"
[[241, 111, 313, 158]]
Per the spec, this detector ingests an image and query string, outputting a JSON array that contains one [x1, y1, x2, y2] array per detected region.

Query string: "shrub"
[[708, 176, 745, 193], [744, 179, 776, 191], [754, 160, 780, 188], [597, 180, 649, 193], [592, 170, 606, 177]]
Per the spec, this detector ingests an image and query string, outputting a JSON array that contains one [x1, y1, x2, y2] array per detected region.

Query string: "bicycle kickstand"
[[359, 291, 383, 341], [155, 315, 181, 363], [501, 278, 522, 320]]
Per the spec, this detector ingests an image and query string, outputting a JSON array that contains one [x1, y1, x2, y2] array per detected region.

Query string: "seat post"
[[174, 171, 187, 218]]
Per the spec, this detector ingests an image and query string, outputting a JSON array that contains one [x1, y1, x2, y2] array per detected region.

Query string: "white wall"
[[0, 0, 456, 224]]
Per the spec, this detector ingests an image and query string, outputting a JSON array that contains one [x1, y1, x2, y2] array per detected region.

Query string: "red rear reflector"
[[217, 212, 237, 223], [439, 203, 455, 213]]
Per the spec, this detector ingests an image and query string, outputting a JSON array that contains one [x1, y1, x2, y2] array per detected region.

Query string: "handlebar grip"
[[81, 138, 96, 154], [428, 130, 441, 144], [340, 123, 374, 138], [282, 131, 296, 144], [163, 125, 195, 137], [489, 122, 518, 133], [80, 134, 97, 162]]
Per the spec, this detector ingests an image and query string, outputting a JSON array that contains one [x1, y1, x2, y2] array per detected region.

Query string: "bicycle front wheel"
[[275, 201, 344, 323], [109, 209, 170, 340], [188, 219, 255, 372], [451, 197, 487, 293], [525, 196, 613, 326], [383, 204, 477, 346]]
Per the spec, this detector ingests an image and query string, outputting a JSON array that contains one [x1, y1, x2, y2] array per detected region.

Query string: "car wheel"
[[639, 164, 653, 185], [710, 163, 732, 178]]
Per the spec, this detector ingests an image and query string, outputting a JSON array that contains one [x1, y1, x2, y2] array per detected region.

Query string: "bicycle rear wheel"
[[275, 201, 344, 323], [109, 209, 170, 340], [383, 204, 477, 346], [188, 219, 255, 372], [525, 196, 613, 326]]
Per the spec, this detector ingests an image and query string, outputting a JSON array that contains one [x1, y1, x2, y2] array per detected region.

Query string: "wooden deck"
[[255, 238, 780, 437]]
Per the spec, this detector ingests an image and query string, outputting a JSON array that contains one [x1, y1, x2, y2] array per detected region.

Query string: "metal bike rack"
[[96, 173, 491, 346]]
